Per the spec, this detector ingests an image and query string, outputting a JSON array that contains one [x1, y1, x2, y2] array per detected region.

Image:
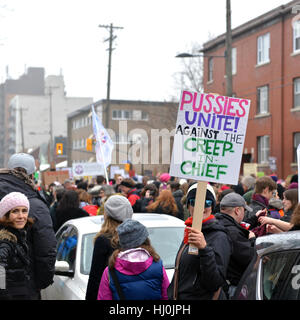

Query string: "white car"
[[41, 213, 185, 300]]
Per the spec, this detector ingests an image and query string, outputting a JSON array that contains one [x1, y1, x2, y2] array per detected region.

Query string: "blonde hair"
[[108, 238, 160, 269], [94, 215, 121, 248]]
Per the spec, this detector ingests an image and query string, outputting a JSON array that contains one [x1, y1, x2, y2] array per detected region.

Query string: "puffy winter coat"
[[167, 217, 232, 300], [97, 248, 169, 300], [215, 212, 255, 286], [0, 225, 31, 300], [0, 169, 57, 297]]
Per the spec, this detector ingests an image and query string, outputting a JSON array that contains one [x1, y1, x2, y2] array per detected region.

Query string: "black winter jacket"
[[0, 225, 31, 300], [0, 169, 57, 297], [172, 189, 184, 220], [215, 212, 255, 286], [167, 217, 232, 300], [85, 234, 117, 300]]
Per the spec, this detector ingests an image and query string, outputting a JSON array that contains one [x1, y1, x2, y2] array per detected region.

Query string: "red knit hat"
[[0, 192, 30, 218]]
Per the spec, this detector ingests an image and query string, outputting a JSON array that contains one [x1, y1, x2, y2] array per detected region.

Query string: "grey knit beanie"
[[104, 195, 133, 222], [117, 219, 149, 250]]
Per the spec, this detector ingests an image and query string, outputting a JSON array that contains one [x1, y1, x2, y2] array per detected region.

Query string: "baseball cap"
[[7, 153, 36, 175], [220, 192, 253, 212]]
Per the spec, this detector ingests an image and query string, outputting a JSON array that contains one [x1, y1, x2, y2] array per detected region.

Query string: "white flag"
[[92, 106, 114, 169]]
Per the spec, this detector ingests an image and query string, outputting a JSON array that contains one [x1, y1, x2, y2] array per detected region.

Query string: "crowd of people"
[[0, 152, 300, 300]]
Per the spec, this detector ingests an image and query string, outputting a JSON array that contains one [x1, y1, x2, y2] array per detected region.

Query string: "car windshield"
[[80, 226, 184, 275]]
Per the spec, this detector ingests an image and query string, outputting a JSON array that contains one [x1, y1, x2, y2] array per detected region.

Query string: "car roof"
[[255, 231, 300, 256], [61, 213, 185, 235]]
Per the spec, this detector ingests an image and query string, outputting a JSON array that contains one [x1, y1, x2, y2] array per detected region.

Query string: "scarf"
[[183, 215, 215, 244], [252, 193, 269, 207]]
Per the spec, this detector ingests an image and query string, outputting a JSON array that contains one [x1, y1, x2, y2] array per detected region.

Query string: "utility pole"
[[99, 23, 123, 129], [46, 86, 59, 165], [20, 107, 25, 152], [225, 0, 233, 97]]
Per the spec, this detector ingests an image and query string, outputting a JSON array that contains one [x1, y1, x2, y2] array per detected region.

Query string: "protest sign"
[[42, 170, 70, 187], [170, 90, 251, 185], [72, 162, 105, 177], [169, 90, 251, 254], [243, 163, 258, 177]]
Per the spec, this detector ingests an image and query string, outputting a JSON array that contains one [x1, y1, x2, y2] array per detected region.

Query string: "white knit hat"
[[0, 192, 30, 218]]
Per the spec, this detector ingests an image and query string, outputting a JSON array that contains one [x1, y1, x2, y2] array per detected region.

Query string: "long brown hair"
[[290, 204, 300, 227], [94, 215, 121, 248], [146, 190, 178, 214], [108, 238, 160, 269], [283, 189, 298, 212]]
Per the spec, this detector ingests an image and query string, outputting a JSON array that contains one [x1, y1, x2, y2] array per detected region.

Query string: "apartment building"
[[202, 0, 300, 178]]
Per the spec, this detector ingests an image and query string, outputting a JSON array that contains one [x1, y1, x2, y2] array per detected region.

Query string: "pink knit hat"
[[0, 192, 30, 218]]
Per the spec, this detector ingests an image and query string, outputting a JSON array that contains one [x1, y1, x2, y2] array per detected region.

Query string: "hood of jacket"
[[114, 248, 153, 276], [173, 189, 183, 198], [215, 212, 250, 237], [0, 227, 18, 243], [0, 169, 47, 204]]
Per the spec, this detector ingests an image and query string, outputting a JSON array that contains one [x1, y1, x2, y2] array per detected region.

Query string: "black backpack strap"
[[109, 268, 126, 300]]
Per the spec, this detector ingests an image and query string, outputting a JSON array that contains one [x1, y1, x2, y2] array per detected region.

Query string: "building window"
[[232, 47, 237, 75], [294, 132, 300, 163], [294, 78, 300, 108], [257, 85, 269, 114], [208, 57, 213, 82], [258, 135, 269, 164], [293, 20, 300, 53], [257, 33, 270, 65], [112, 110, 133, 120], [141, 111, 149, 121]]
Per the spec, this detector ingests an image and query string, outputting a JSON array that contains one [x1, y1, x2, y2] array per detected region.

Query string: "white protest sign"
[[72, 162, 105, 177], [170, 90, 251, 185]]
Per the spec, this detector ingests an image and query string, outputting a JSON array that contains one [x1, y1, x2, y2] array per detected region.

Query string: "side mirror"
[[55, 260, 74, 277]]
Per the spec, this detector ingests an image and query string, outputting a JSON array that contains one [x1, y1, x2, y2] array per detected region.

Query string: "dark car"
[[234, 231, 300, 300]]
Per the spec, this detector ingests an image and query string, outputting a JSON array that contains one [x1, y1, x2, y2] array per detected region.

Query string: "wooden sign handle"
[[188, 181, 207, 255]]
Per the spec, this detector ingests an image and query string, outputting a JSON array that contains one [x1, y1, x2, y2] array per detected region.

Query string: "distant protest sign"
[[170, 90, 251, 185]]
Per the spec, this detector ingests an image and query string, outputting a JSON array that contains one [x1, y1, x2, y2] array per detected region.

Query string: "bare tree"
[[172, 42, 203, 96]]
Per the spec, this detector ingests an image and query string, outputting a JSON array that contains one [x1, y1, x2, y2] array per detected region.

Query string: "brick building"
[[202, 0, 300, 179]]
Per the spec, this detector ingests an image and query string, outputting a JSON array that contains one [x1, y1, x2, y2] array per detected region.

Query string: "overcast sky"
[[0, 0, 292, 102]]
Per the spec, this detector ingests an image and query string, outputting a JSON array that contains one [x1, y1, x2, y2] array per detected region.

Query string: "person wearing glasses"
[[215, 192, 256, 299], [167, 182, 232, 300]]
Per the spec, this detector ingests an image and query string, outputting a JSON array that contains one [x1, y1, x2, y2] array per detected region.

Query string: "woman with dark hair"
[[54, 190, 89, 232], [281, 189, 298, 222], [134, 183, 158, 212], [0, 192, 34, 299], [146, 190, 178, 217]]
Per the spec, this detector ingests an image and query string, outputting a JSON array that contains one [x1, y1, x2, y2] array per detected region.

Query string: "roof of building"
[[67, 99, 177, 119], [202, 0, 298, 52]]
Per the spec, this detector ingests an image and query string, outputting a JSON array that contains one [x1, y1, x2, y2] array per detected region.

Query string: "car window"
[[56, 225, 78, 272], [80, 226, 184, 275], [81, 233, 96, 275], [262, 250, 300, 300], [148, 227, 184, 269]]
